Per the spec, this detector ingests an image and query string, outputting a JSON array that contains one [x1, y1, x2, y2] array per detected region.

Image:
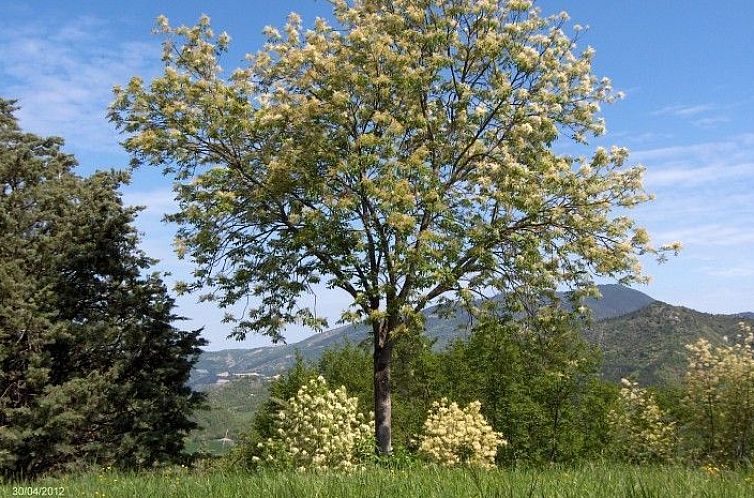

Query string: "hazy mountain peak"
[[585, 284, 655, 321]]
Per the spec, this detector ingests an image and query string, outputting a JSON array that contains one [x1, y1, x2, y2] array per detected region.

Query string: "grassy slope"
[[5, 465, 753, 498]]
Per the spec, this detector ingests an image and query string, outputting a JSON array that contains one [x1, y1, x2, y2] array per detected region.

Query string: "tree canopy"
[[110, 0, 677, 454]]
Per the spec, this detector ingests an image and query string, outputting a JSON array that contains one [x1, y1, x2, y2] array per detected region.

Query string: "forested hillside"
[[193, 285, 749, 389]]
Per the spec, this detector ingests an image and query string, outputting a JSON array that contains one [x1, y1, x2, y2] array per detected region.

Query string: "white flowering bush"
[[684, 323, 754, 462], [608, 378, 676, 463], [253, 376, 373, 470], [419, 398, 505, 467]]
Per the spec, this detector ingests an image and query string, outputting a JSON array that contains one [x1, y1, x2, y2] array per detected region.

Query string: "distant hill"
[[186, 377, 267, 454], [188, 286, 752, 456], [579, 284, 657, 321], [585, 302, 751, 385], [191, 284, 657, 389]]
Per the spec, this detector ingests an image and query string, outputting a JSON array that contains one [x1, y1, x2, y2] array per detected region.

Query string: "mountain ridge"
[[191, 284, 657, 388], [584, 301, 752, 385], [192, 285, 753, 389]]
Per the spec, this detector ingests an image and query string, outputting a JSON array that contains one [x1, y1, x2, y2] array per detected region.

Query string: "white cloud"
[[633, 137, 754, 200], [607, 131, 674, 144], [692, 116, 731, 129], [645, 162, 754, 187], [703, 265, 754, 278], [652, 104, 714, 117], [654, 224, 754, 248], [637, 192, 754, 223], [628, 135, 754, 289], [649, 101, 751, 129], [631, 134, 754, 164], [0, 16, 159, 154]]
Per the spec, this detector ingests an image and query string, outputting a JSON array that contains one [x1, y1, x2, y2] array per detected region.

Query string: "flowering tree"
[[684, 323, 754, 462], [110, 0, 676, 454]]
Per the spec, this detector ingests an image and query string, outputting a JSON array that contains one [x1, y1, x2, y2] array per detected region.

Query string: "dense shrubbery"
[[231, 313, 754, 471], [419, 399, 504, 467], [253, 376, 373, 470], [436, 314, 617, 465], [233, 312, 620, 468]]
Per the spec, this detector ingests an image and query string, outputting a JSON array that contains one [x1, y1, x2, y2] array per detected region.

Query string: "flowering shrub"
[[253, 376, 373, 470], [419, 398, 505, 467], [608, 378, 676, 463], [684, 323, 754, 462]]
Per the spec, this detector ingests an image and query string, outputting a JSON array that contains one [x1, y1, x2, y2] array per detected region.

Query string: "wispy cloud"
[[645, 162, 754, 187], [652, 104, 714, 117], [638, 192, 754, 221], [650, 101, 748, 130], [631, 134, 754, 163], [0, 16, 158, 154], [654, 224, 754, 248], [608, 131, 674, 144], [703, 265, 754, 278], [692, 116, 731, 128], [633, 137, 754, 195], [630, 135, 754, 283]]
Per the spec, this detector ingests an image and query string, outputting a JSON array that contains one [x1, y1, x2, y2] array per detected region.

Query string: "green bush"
[[434, 314, 615, 465]]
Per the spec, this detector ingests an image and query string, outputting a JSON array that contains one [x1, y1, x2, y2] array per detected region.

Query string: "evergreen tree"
[[0, 99, 206, 478]]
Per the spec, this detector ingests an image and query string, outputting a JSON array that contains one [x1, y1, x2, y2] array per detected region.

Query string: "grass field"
[[2, 464, 753, 498]]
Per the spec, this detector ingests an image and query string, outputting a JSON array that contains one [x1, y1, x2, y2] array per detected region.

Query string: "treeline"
[[231, 313, 754, 468]]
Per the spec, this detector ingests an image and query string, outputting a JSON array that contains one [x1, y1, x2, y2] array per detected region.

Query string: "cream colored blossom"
[[608, 379, 675, 463], [419, 398, 505, 467], [684, 323, 754, 461], [257, 376, 373, 470]]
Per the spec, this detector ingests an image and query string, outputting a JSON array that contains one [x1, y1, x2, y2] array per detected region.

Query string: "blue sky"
[[1, 1, 752, 350]]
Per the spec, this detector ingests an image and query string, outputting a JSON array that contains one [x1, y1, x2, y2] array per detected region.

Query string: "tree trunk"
[[373, 335, 393, 455]]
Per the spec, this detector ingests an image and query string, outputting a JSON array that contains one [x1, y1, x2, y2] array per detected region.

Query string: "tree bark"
[[373, 334, 393, 456]]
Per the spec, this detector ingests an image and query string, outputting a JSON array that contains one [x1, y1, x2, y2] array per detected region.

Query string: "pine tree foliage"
[[0, 99, 206, 478]]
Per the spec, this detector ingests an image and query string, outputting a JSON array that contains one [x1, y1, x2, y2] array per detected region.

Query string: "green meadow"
[[4, 464, 753, 498]]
